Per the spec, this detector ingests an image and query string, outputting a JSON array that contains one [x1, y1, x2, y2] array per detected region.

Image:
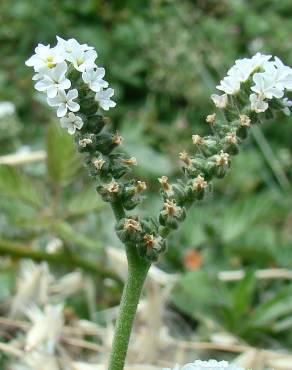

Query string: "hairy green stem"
[[109, 202, 151, 370]]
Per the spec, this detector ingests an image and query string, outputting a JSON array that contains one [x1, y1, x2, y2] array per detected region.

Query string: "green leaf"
[[232, 270, 256, 317], [66, 186, 105, 217], [0, 165, 43, 208], [54, 221, 102, 252], [170, 270, 218, 320], [249, 286, 292, 329], [122, 120, 173, 177], [46, 122, 82, 185]]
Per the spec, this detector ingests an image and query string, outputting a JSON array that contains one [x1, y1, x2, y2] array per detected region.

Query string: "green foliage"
[[46, 122, 82, 185]]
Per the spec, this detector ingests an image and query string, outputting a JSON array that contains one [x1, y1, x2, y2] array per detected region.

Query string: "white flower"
[[47, 88, 79, 117], [262, 58, 292, 91], [60, 112, 84, 134], [0, 101, 15, 118], [216, 76, 240, 95], [281, 97, 292, 116], [210, 94, 228, 108], [10, 262, 51, 318], [25, 304, 64, 353], [66, 48, 97, 72], [25, 43, 64, 71], [250, 93, 269, 113], [250, 52, 272, 69], [164, 359, 245, 370], [95, 88, 116, 110], [251, 72, 284, 99], [227, 53, 271, 82], [82, 67, 108, 92], [34, 62, 71, 98], [56, 35, 94, 58]]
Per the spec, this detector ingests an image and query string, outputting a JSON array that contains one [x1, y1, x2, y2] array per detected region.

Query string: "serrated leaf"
[[66, 186, 105, 217], [46, 122, 82, 185], [0, 165, 43, 208]]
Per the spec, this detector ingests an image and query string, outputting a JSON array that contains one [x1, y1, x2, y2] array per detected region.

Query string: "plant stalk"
[[109, 201, 151, 370]]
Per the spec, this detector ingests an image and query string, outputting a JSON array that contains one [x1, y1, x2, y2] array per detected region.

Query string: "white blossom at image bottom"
[[60, 112, 84, 134], [163, 360, 246, 370]]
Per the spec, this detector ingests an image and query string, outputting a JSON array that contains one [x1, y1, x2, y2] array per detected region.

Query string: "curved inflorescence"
[[26, 39, 292, 264]]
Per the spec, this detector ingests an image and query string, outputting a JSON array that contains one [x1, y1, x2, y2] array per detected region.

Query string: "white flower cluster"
[[164, 359, 246, 370], [212, 52, 292, 115], [25, 36, 116, 134]]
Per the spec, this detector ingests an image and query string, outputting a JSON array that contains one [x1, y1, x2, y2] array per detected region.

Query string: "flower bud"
[[79, 96, 98, 115], [84, 114, 107, 134], [159, 199, 186, 229], [96, 179, 121, 202], [206, 113, 216, 125], [137, 234, 167, 262], [223, 132, 240, 155], [179, 150, 192, 167], [158, 176, 174, 198], [95, 132, 123, 155], [186, 175, 208, 201], [86, 155, 111, 181], [213, 150, 230, 178], [192, 134, 205, 146], [116, 217, 142, 243], [76, 134, 95, 153]]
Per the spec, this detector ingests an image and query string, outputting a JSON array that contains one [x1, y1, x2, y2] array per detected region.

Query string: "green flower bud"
[[83, 114, 107, 134], [79, 96, 98, 115], [95, 132, 123, 155], [137, 234, 167, 262], [96, 179, 121, 202], [121, 180, 147, 210], [116, 217, 142, 244], [223, 132, 240, 155], [159, 199, 186, 229], [76, 134, 96, 153], [109, 154, 137, 179], [87, 155, 111, 181], [213, 150, 230, 178], [186, 175, 208, 201]]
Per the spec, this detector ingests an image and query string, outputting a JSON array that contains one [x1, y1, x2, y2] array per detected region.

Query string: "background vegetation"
[[1, 0, 292, 368]]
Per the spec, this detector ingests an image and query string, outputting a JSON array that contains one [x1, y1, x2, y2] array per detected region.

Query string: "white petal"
[[35, 79, 52, 92], [59, 79, 71, 90], [67, 124, 76, 135], [57, 104, 67, 117], [67, 101, 80, 112], [67, 89, 78, 100]]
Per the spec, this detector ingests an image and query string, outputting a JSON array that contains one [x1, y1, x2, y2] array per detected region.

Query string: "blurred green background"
[[1, 0, 292, 360]]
